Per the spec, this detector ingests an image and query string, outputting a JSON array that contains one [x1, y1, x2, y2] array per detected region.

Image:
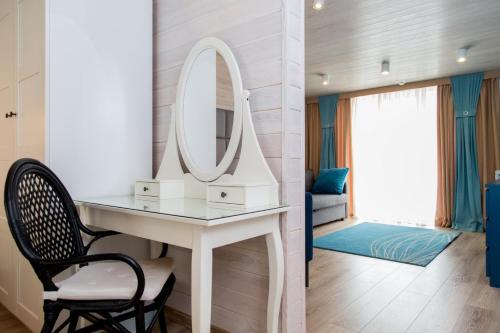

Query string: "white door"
[[14, 0, 45, 330], [0, 0, 17, 312], [16, 0, 45, 160]]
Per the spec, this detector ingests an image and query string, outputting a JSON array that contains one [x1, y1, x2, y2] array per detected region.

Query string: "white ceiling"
[[305, 0, 500, 97]]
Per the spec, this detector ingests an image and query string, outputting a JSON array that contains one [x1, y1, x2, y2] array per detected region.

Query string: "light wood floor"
[[0, 305, 31, 333], [307, 218, 500, 333], [2, 219, 498, 333], [0, 305, 191, 333]]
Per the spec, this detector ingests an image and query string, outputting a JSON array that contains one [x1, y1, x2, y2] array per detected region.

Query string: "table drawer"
[[207, 185, 245, 205], [207, 183, 271, 207], [135, 179, 184, 199], [135, 181, 160, 197]]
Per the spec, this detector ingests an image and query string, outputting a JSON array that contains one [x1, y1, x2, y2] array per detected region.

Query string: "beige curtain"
[[306, 103, 321, 177], [477, 78, 500, 219], [335, 98, 355, 216], [435, 85, 456, 228]]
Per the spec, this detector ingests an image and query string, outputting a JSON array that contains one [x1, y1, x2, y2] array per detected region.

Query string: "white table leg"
[[191, 232, 213, 333], [265, 222, 284, 333]]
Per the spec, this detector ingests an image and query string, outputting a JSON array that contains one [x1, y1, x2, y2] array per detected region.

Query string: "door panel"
[[0, 88, 15, 166], [0, 0, 16, 312], [0, 170, 15, 310], [0, 218, 15, 309], [0, 5, 14, 90], [17, 73, 44, 160], [0, 0, 15, 162], [17, 255, 43, 332], [17, 0, 44, 81], [0, 0, 10, 19], [15, 0, 45, 330]]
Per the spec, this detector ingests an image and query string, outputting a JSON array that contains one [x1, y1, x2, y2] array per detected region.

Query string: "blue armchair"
[[305, 192, 313, 287], [305, 169, 348, 287]]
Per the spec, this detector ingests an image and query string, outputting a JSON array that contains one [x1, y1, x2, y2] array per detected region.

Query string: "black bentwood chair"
[[4, 159, 176, 333]]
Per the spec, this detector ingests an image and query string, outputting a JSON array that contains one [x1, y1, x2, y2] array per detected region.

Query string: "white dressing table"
[[76, 196, 288, 333], [76, 37, 288, 333]]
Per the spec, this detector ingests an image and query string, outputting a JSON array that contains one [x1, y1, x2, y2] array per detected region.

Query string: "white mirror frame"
[[175, 37, 243, 182]]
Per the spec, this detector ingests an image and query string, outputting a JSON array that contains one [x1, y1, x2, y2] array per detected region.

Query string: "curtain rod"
[[306, 69, 500, 104]]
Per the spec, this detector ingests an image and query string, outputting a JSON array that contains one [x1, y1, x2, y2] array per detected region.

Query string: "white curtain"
[[352, 87, 438, 226]]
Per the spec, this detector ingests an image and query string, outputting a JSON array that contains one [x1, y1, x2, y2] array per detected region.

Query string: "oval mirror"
[[176, 38, 243, 182]]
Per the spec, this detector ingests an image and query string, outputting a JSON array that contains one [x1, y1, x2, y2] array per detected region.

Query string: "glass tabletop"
[[75, 195, 288, 221]]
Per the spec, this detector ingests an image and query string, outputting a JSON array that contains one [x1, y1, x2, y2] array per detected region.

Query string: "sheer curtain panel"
[[352, 87, 438, 225]]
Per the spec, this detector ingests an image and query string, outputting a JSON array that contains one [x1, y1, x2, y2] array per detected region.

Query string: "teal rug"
[[313, 222, 461, 266]]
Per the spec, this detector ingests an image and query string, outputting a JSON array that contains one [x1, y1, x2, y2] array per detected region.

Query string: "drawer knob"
[[220, 191, 227, 198], [143, 186, 149, 192]]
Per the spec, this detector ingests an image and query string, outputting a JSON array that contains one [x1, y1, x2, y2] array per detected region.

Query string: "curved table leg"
[[265, 221, 284, 333]]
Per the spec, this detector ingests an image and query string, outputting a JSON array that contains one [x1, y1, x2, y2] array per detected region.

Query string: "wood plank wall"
[[152, 0, 305, 332]]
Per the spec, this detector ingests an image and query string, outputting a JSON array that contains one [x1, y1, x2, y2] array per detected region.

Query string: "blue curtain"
[[318, 94, 339, 169], [451, 72, 484, 232]]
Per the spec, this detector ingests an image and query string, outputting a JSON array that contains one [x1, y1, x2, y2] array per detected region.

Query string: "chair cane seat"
[[45, 257, 175, 301]]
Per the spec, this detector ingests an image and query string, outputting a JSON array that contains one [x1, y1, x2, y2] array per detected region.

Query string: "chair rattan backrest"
[[4, 159, 85, 265]]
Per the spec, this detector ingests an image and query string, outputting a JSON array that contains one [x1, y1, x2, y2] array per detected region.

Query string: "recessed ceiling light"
[[381, 61, 390, 75], [321, 74, 330, 85], [313, 0, 325, 10], [398, 80, 406, 86], [457, 48, 468, 63]]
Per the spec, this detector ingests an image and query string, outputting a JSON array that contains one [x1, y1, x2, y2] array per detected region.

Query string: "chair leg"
[[68, 313, 79, 333], [135, 302, 146, 333], [158, 307, 168, 333], [40, 302, 61, 333]]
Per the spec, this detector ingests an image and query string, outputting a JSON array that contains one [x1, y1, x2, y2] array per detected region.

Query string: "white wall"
[[46, 0, 153, 260], [46, 0, 152, 198]]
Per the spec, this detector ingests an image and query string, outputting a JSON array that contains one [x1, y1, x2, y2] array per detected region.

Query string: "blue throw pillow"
[[311, 168, 349, 194]]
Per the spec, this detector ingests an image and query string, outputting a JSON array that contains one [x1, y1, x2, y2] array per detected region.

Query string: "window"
[[352, 87, 437, 225]]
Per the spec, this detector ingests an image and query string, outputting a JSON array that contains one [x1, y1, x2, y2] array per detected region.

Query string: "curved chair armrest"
[[40, 253, 145, 303], [81, 229, 121, 253], [81, 226, 120, 238], [73, 206, 121, 253]]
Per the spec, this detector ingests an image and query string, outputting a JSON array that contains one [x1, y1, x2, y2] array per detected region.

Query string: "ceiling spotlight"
[[398, 80, 406, 86], [321, 74, 330, 85], [381, 60, 390, 75], [457, 48, 468, 63], [313, 0, 325, 10]]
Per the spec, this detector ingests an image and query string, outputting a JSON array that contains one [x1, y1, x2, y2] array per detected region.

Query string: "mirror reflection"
[[183, 49, 235, 172]]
